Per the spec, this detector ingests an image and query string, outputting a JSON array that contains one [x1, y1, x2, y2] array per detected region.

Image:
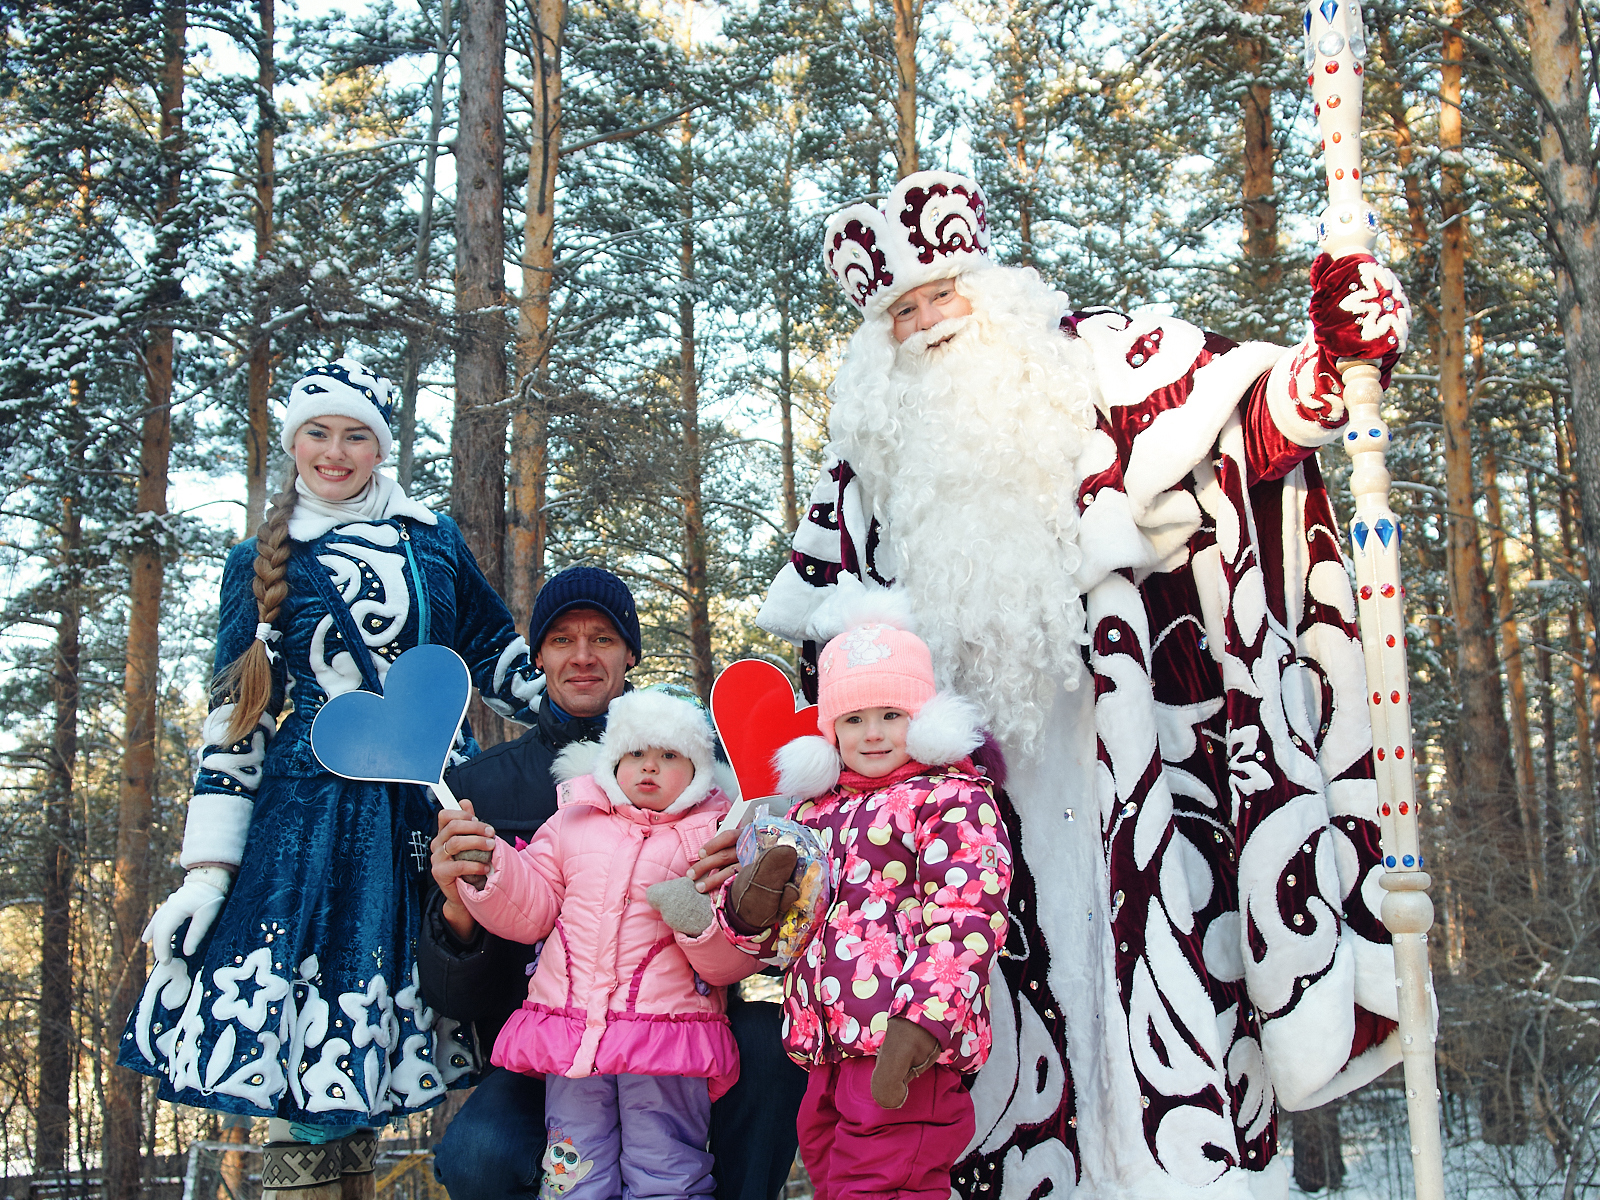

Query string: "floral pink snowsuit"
[[722, 758, 1013, 1072]]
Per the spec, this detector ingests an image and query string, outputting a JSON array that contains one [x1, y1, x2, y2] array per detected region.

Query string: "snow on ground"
[[1288, 1079, 1595, 1198]]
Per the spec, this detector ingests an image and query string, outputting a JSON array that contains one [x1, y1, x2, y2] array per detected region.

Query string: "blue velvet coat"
[[120, 509, 539, 1126]]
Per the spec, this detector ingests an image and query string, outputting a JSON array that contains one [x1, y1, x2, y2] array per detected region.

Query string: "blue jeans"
[[434, 1067, 547, 1198]]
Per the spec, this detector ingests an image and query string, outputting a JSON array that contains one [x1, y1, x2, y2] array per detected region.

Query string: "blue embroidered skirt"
[[119, 773, 476, 1125]]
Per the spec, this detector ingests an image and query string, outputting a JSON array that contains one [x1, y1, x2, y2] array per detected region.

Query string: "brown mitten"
[[725, 845, 799, 935], [453, 849, 491, 890], [870, 1017, 941, 1110]]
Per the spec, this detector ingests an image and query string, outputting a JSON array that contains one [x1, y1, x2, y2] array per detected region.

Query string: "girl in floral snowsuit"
[[717, 609, 1013, 1200]]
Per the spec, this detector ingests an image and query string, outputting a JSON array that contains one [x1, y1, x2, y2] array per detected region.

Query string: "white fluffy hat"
[[279, 357, 395, 459], [555, 688, 727, 815]]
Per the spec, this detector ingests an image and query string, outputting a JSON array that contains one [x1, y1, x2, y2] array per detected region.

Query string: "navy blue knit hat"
[[529, 567, 641, 660]]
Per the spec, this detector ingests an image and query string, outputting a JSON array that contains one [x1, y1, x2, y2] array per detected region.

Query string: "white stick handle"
[[717, 797, 757, 835], [1306, 5, 1445, 1197], [431, 777, 463, 812]]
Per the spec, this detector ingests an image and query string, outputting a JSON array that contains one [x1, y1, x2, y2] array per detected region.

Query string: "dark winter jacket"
[[416, 696, 607, 1051]]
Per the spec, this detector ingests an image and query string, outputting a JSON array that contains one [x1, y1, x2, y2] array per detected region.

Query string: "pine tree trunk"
[[510, 0, 564, 626], [1442, 18, 1527, 1147], [1376, 26, 1433, 273], [106, 7, 184, 1194], [1482, 443, 1538, 874], [453, 0, 508, 588], [1556, 415, 1597, 856], [35, 383, 82, 1178], [246, 0, 275, 533], [777, 289, 796, 534], [1522, 0, 1600, 654], [1008, 77, 1033, 265], [679, 113, 712, 700], [1438, 10, 1522, 876], [1238, 0, 1280, 321], [1523, 471, 1563, 897], [455, 0, 510, 743], [216, 1115, 251, 1200], [1568, 602, 1595, 862], [777, 140, 797, 535], [1291, 1102, 1345, 1192], [890, 0, 920, 178], [398, 339, 423, 491]]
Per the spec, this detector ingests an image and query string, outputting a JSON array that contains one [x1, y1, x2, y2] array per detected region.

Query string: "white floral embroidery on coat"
[[310, 534, 410, 698]]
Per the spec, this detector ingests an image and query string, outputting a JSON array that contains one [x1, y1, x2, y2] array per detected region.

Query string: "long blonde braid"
[[215, 470, 299, 744]]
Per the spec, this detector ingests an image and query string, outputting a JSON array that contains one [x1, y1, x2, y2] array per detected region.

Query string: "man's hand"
[[432, 799, 496, 941], [870, 1017, 941, 1110], [686, 827, 740, 894]]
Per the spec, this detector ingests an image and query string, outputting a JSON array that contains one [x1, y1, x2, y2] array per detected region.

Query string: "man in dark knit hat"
[[422, 567, 804, 1200]]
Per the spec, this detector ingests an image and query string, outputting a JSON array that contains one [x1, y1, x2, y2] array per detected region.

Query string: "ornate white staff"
[[1305, 4, 1445, 1197]]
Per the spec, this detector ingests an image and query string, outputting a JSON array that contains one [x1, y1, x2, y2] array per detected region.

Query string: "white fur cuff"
[[1266, 338, 1348, 447], [179, 794, 256, 868], [905, 692, 984, 766], [756, 563, 826, 646]]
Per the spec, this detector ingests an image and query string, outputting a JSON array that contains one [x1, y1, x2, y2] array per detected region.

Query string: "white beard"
[[829, 265, 1100, 756]]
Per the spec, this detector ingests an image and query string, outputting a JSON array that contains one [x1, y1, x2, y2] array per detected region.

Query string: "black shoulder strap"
[[299, 549, 386, 694]]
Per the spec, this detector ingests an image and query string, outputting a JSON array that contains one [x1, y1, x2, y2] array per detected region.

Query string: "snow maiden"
[[121, 359, 545, 1196]]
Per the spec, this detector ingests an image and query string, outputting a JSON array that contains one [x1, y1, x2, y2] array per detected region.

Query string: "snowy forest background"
[[1, 0, 1598, 1193]]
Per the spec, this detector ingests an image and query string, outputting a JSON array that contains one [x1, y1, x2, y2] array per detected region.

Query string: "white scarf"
[[288, 472, 439, 542]]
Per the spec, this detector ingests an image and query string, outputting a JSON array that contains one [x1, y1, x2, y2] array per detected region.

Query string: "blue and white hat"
[[279, 357, 396, 458]]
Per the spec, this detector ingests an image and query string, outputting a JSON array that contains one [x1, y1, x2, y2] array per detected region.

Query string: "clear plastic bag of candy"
[[735, 813, 833, 968]]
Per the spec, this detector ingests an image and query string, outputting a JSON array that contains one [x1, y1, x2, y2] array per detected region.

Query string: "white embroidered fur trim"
[[904, 692, 984, 766], [1283, 1027, 1401, 1112], [179, 794, 256, 868], [1266, 337, 1349, 448], [775, 736, 843, 799]]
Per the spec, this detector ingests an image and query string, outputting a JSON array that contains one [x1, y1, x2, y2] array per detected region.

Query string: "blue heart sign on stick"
[[310, 644, 471, 810]]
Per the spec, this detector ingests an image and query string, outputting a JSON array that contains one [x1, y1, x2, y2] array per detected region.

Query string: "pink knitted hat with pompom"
[[815, 622, 937, 745]]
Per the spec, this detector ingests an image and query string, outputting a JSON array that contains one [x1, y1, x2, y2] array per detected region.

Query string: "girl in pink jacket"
[[458, 688, 757, 1200]]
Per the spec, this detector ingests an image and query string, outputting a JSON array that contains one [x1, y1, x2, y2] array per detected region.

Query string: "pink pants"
[[797, 1058, 975, 1200]]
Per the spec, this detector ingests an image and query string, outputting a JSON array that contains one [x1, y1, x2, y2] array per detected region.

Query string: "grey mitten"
[[647, 875, 715, 936]]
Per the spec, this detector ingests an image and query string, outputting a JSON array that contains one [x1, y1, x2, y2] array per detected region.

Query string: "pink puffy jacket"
[[459, 774, 757, 1099]]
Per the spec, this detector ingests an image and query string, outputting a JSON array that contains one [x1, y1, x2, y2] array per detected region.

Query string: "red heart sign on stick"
[[711, 659, 818, 801]]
